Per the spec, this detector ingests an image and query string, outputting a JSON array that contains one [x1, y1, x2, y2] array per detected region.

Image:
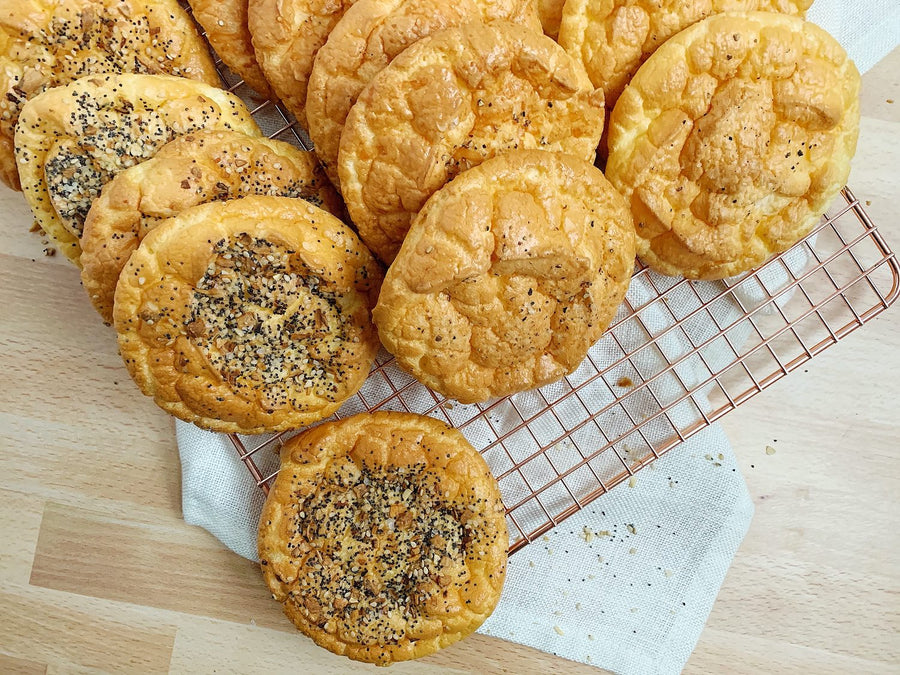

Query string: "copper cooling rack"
[[197, 16, 900, 554]]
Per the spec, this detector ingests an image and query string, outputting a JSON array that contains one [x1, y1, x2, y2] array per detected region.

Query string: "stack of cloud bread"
[[2, 0, 862, 667], [0, 0, 220, 190], [4, 0, 381, 437]]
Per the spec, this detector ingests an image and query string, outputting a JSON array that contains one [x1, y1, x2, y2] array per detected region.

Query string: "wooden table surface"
[[2, 47, 898, 675]]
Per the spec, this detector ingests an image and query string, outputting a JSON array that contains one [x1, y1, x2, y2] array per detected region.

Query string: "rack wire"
[[227, 191, 898, 553], [190, 9, 900, 554]]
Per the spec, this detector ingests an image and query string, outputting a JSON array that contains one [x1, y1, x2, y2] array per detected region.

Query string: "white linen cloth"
[[177, 7, 896, 673]]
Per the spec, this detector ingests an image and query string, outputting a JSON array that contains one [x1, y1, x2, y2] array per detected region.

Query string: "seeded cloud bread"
[[258, 411, 508, 664], [0, 0, 219, 191], [338, 20, 605, 263], [606, 12, 860, 279], [14, 73, 260, 264], [558, 0, 812, 114], [374, 150, 635, 403], [306, 0, 542, 189], [187, 0, 274, 97], [80, 129, 343, 324], [248, 0, 359, 129], [114, 195, 383, 434]]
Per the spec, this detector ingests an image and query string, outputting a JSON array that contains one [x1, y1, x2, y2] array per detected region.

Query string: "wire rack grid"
[[195, 17, 899, 555]]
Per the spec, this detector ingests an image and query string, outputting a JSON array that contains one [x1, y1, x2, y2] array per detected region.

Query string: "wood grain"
[[0, 488, 44, 586], [1, 45, 898, 675], [0, 653, 48, 675], [0, 586, 176, 672], [29, 502, 287, 630]]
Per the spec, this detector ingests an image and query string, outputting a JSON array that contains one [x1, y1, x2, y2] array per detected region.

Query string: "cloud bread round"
[[306, 0, 542, 190], [14, 73, 260, 264], [113, 195, 383, 434], [606, 12, 860, 280], [0, 0, 219, 191], [248, 0, 360, 129], [188, 0, 273, 98], [373, 150, 635, 404], [558, 0, 812, 118], [80, 130, 344, 324], [338, 21, 605, 264], [258, 411, 508, 664]]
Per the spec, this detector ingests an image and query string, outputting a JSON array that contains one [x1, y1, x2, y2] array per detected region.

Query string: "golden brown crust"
[[558, 0, 812, 116], [113, 195, 383, 433], [80, 130, 345, 324], [14, 73, 260, 265], [188, 0, 274, 98], [0, 0, 219, 191], [258, 411, 508, 665], [338, 21, 605, 264], [373, 150, 635, 403], [248, 0, 360, 129], [606, 12, 860, 279], [306, 0, 542, 190]]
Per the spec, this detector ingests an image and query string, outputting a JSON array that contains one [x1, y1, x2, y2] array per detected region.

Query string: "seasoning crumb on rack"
[[766, 445, 776, 455], [627, 476, 637, 487], [626, 524, 637, 535], [628, 547, 636, 554], [553, 625, 564, 636], [664, 569, 674, 577]]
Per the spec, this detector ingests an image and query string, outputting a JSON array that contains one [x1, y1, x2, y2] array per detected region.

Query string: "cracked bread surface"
[[606, 11, 859, 279], [188, 0, 274, 98], [373, 150, 635, 403], [306, 0, 541, 190], [248, 0, 361, 128], [15, 73, 259, 264], [0, 0, 219, 190], [113, 195, 382, 433], [338, 21, 605, 264], [258, 411, 508, 664], [80, 129, 343, 323], [537, 0, 566, 38], [558, 0, 811, 115]]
